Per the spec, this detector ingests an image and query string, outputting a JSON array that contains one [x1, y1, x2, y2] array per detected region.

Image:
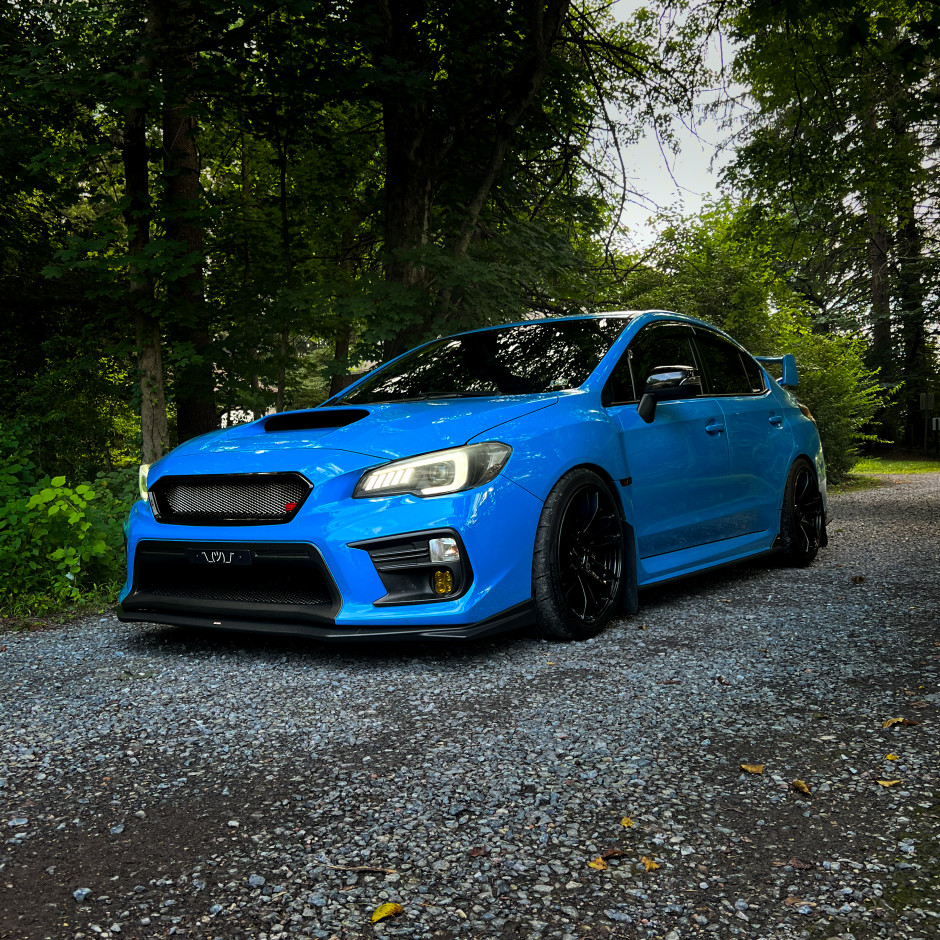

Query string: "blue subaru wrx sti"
[[118, 312, 828, 642]]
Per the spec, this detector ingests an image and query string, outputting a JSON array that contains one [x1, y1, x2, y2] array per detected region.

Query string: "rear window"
[[694, 330, 764, 396]]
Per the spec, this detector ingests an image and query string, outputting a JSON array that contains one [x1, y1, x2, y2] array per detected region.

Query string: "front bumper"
[[118, 473, 543, 639]]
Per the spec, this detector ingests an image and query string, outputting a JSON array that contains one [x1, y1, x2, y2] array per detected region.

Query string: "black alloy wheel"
[[533, 468, 627, 640], [780, 459, 824, 566]]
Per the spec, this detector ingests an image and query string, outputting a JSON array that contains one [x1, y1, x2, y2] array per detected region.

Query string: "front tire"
[[780, 458, 824, 567], [532, 468, 626, 640]]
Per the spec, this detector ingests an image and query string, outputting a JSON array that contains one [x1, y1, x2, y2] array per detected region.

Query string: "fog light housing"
[[350, 528, 472, 606], [433, 569, 454, 594], [429, 537, 460, 563]]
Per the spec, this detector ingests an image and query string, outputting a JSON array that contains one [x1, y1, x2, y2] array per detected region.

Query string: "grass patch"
[[852, 456, 940, 474], [0, 587, 118, 633], [829, 474, 883, 493]]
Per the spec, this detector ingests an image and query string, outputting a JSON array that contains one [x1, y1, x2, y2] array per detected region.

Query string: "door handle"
[[705, 420, 726, 434], [769, 414, 784, 427]]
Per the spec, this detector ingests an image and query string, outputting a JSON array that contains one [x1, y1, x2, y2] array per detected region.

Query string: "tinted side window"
[[694, 331, 756, 396], [604, 323, 696, 404], [741, 354, 766, 393]]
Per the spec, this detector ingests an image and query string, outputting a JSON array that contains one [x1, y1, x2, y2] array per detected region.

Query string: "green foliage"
[[0, 424, 132, 616], [609, 201, 777, 351], [774, 326, 888, 480], [720, 0, 940, 443], [611, 200, 887, 480]]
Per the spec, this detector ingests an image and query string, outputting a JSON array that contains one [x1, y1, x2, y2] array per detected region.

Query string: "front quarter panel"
[[470, 393, 628, 503]]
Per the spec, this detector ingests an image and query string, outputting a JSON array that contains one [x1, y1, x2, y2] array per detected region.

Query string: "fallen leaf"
[[637, 624, 647, 630], [789, 857, 813, 869], [791, 779, 812, 795], [588, 857, 608, 870], [546, 661, 555, 665], [371, 902, 403, 923], [784, 896, 814, 907], [601, 847, 626, 859], [885, 753, 900, 761], [740, 764, 764, 775], [882, 718, 919, 728], [851, 575, 865, 584], [640, 856, 660, 872], [621, 817, 635, 828], [468, 847, 487, 857], [876, 779, 902, 787]]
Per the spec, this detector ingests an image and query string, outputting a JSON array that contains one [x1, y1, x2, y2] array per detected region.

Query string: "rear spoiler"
[[755, 354, 798, 387]]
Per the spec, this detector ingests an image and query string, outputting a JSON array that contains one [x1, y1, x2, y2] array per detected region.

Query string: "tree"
[[1, 0, 710, 471], [717, 0, 940, 445], [610, 200, 886, 476]]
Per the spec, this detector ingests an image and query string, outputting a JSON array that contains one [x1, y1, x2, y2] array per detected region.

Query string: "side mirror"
[[637, 365, 702, 424]]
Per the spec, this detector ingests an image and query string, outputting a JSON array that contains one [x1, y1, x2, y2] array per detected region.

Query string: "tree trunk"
[[159, 0, 216, 443], [896, 199, 929, 448], [449, 0, 570, 260], [329, 325, 355, 398], [380, 90, 435, 359], [374, 0, 571, 353], [866, 211, 892, 376], [123, 11, 168, 465]]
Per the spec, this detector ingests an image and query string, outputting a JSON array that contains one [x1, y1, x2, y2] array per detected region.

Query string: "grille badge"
[[187, 549, 252, 566]]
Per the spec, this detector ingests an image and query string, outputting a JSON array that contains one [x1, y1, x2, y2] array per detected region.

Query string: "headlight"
[[138, 463, 152, 500], [354, 442, 512, 498]]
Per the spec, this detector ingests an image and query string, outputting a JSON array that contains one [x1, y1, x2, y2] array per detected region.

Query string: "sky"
[[612, 0, 737, 245]]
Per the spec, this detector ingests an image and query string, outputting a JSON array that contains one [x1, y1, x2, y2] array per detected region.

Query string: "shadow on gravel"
[[120, 552, 781, 666], [121, 620, 531, 665]]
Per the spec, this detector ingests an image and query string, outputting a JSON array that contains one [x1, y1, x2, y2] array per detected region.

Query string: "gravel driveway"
[[2, 474, 938, 940]]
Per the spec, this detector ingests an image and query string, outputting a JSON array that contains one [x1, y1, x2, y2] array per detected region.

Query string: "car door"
[[692, 328, 794, 537], [604, 322, 736, 559]]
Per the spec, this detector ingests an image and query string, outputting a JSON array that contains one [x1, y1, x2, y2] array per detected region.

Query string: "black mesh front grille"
[[149, 582, 332, 606], [124, 541, 338, 619], [150, 473, 311, 525]]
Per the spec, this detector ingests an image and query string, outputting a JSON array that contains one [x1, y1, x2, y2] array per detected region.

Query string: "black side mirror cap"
[[638, 393, 657, 423]]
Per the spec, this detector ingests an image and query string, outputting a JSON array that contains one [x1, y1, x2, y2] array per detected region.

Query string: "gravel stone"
[[1, 473, 939, 939]]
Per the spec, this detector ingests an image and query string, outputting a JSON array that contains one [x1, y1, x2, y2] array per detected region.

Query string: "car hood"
[[167, 395, 559, 464]]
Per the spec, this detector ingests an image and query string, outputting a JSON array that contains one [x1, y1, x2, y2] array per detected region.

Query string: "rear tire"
[[780, 458, 824, 567], [532, 468, 627, 640]]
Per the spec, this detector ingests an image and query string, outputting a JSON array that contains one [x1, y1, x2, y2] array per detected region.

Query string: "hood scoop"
[[264, 408, 369, 433]]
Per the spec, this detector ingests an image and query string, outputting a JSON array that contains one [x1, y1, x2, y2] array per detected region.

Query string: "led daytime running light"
[[138, 463, 152, 501], [354, 443, 510, 498]]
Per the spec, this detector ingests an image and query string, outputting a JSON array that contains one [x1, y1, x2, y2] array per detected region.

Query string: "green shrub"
[[773, 329, 887, 480], [0, 424, 133, 616]]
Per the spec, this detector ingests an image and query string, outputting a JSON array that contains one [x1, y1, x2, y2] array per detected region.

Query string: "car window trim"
[[690, 327, 769, 399], [602, 321, 698, 408]]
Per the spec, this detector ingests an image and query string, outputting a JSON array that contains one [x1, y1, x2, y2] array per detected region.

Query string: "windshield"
[[334, 318, 629, 405]]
